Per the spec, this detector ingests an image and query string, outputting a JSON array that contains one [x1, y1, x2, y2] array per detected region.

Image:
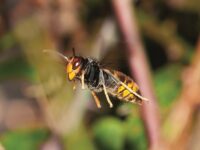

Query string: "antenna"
[[43, 49, 69, 62], [72, 48, 76, 56]]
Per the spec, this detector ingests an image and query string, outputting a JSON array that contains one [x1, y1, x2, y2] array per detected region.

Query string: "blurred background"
[[0, 0, 199, 150]]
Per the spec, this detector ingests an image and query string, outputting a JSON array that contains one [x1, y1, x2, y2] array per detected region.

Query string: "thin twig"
[[112, 0, 161, 149]]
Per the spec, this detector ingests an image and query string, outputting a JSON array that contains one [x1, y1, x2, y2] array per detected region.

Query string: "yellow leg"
[[73, 84, 76, 90], [91, 91, 101, 108], [81, 71, 85, 89], [73, 81, 76, 90], [100, 70, 113, 108], [102, 83, 113, 108]]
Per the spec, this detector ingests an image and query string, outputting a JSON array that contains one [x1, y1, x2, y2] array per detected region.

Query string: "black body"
[[80, 58, 117, 92], [83, 58, 100, 89]]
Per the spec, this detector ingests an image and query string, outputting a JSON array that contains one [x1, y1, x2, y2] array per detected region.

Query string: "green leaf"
[[92, 117, 125, 150], [154, 64, 182, 117], [124, 109, 147, 150], [0, 128, 49, 150], [0, 57, 37, 82], [64, 124, 95, 150]]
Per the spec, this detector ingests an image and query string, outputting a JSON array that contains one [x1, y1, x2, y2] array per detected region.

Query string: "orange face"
[[66, 57, 83, 81]]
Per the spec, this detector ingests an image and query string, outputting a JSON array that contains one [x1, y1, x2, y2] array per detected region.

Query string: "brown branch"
[[163, 37, 200, 149], [112, 0, 162, 149]]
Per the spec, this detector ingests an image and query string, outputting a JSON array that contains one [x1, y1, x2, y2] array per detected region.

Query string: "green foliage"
[[92, 114, 147, 150], [0, 128, 49, 150], [92, 117, 125, 150], [64, 125, 95, 150], [0, 57, 37, 82], [0, 33, 16, 50], [154, 64, 182, 116], [125, 115, 147, 150], [181, 45, 194, 63]]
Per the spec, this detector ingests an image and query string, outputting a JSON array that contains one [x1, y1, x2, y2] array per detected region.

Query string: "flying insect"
[[44, 49, 148, 108]]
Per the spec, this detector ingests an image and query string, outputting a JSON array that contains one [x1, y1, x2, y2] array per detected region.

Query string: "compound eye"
[[75, 61, 79, 67], [73, 60, 81, 70]]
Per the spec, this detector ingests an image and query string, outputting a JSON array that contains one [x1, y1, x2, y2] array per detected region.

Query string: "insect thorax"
[[83, 58, 102, 91]]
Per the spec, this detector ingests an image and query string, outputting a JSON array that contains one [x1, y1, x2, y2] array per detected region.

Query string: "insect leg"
[[73, 81, 76, 90], [81, 71, 85, 89], [100, 70, 113, 108], [91, 91, 101, 108]]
